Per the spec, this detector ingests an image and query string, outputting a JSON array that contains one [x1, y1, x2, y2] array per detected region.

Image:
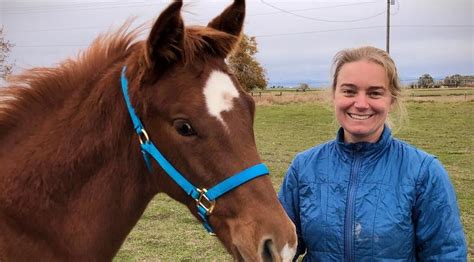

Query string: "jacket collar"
[[335, 125, 392, 161]]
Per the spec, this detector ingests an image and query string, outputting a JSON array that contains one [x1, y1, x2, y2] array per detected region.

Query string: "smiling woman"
[[278, 46, 468, 261]]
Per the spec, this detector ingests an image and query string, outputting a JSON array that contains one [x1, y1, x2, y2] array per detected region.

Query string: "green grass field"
[[115, 98, 473, 261]]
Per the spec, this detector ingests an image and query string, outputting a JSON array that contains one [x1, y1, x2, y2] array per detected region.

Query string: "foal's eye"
[[173, 120, 196, 137]]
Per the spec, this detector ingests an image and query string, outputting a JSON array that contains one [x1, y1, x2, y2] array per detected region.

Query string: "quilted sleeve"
[[278, 160, 307, 261], [413, 158, 467, 261]]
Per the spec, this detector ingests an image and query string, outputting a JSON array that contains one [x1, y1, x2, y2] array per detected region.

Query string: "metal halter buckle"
[[137, 129, 150, 145], [196, 188, 216, 215]]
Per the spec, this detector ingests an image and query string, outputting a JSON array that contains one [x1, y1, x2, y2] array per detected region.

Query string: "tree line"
[[413, 73, 474, 88]]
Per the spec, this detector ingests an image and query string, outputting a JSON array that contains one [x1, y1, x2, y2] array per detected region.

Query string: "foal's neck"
[[2, 67, 156, 259]]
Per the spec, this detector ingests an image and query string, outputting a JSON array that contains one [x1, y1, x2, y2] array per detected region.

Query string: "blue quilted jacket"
[[279, 127, 467, 261]]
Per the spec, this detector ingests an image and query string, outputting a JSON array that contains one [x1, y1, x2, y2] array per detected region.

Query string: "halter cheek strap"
[[120, 66, 269, 234]]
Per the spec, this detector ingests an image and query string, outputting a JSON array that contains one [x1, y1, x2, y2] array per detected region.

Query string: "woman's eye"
[[342, 89, 356, 96], [173, 120, 196, 137], [369, 91, 383, 98]]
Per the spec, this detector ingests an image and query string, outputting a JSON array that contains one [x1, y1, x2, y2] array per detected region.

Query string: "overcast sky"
[[1, 0, 473, 86]]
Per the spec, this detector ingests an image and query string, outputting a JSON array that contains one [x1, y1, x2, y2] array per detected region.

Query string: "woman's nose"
[[354, 94, 369, 110]]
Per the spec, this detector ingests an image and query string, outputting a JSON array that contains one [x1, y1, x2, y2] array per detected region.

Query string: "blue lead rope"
[[120, 66, 269, 234]]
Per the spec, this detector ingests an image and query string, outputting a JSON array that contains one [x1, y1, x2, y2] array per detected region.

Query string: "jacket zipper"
[[344, 148, 361, 262]]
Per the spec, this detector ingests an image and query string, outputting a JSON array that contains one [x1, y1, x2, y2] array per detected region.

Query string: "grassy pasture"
[[115, 89, 473, 261], [251, 87, 474, 105]]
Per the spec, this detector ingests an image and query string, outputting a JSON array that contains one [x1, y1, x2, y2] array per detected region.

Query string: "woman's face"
[[334, 60, 393, 143]]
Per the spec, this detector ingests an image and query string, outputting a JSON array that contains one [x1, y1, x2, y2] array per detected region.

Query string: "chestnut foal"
[[0, 0, 297, 260]]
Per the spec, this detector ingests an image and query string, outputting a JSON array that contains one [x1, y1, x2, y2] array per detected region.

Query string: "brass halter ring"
[[137, 129, 150, 145], [196, 188, 216, 215]]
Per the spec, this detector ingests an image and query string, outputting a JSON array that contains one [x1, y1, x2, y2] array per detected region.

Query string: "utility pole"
[[386, 0, 395, 53], [386, 0, 391, 53]]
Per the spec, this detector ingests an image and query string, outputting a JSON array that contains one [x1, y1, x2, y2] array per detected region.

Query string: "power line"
[[6, 2, 379, 34], [260, 0, 386, 23], [1, 2, 164, 15], [189, 1, 378, 23], [7, 21, 154, 34], [253, 24, 473, 38], [12, 24, 473, 48], [255, 25, 382, 38], [10, 21, 470, 37], [251, 1, 377, 17], [15, 26, 108, 33], [4, 2, 375, 33], [15, 44, 90, 48]]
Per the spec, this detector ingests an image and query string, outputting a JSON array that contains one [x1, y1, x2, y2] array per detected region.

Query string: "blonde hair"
[[330, 46, 407, 133]]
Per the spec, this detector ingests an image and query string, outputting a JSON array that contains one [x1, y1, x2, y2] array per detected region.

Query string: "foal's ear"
[[146, 0, 184, 69], [207, 0, 245, 37]]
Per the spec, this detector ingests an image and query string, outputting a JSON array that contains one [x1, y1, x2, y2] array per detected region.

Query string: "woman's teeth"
[[348, 113, 372, 120]]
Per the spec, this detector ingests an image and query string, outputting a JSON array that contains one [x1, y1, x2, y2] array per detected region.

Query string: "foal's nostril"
[[261, 239, 276, 262]]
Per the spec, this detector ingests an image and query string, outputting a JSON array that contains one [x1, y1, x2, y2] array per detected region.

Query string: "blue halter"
[[120, 66, 269, 234]]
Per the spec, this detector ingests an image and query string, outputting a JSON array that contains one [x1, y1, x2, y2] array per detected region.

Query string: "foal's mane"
[[0, 19, 238, 137], [0, 22, 142, 135]]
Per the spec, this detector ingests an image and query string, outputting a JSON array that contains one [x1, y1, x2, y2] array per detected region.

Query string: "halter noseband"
[[120, 66, 269, 234]]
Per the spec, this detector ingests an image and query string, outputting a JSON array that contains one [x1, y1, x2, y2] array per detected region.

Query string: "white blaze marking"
[[203, 70, 239, 125], [280, 243, 297, 262]]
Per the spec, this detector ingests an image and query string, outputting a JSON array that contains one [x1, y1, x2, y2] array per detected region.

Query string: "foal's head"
[[122, 0, 296, 260]]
